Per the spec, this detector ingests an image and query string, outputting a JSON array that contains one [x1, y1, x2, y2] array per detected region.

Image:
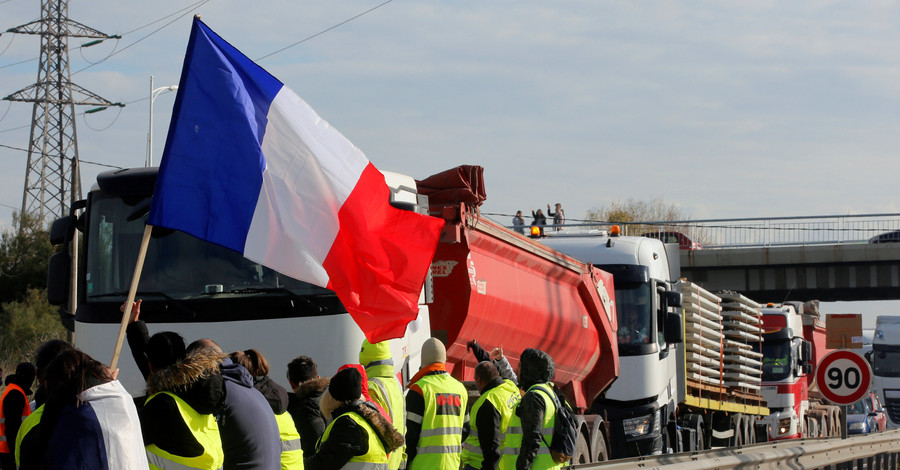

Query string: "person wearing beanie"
[[360, 339, 406, 470], [406, 337, 468, 470], [305, 367, 404, 470], [337, 364, 391, 421], [0, 362, 35, 470], [499, 348, 562, 470]]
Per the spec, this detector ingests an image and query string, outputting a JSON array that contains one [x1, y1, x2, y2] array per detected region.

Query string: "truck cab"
[[756, 304, 811, 440], [872, 315, 900, 429], [541, 231, 683, 457]]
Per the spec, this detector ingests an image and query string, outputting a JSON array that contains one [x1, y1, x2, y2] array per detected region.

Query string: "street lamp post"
[[147, 75, 178, 167]]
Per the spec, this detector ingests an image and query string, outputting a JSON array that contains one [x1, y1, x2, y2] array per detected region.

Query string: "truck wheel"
[[590, 427, 608, 462], [572, 428, 590, 465], [684, 414, 704, 451]]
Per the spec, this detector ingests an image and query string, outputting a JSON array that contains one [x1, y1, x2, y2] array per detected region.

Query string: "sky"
[[1, 1, 899, 320]]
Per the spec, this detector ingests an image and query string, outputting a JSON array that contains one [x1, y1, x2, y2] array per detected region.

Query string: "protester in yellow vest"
[[499, 348, 562, 470], [139, 332, 226, 470], [462, 360, 520, 470], [360, 339, 407, 470], [0, 362, 34, 470], [305, 367, 404, 469], [405, 337, 469, 470]]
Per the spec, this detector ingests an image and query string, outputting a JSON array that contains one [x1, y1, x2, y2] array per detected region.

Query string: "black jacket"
[[304, 400, 403, 470], [515, 348, 555, 470], [253, 375, 289, 415], [287, 377, 329, 456], [141, 349, 226, 459]]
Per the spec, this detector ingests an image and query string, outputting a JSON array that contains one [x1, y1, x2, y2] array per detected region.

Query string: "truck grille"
[[885, 398, 900, 423]]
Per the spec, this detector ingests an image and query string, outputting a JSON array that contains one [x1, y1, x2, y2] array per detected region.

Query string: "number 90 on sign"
[[815, 350, 872, 406]]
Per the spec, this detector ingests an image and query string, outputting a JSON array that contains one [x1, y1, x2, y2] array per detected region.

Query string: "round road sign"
[[815, 350, 872, 405]]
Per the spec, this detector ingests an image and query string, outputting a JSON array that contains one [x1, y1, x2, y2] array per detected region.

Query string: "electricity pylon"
[[3, 0, 122, 223]]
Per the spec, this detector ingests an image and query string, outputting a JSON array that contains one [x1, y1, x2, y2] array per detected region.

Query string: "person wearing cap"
[[461, 341, 519, 470], [499, 348, 561, 470], [0, 362, 35, 470], [306, 367, 403, 469], [405, 337, 469, 470], [360, 339, 406, 470]]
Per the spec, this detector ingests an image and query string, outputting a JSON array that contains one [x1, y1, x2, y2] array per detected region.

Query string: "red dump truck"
[[48, 165, 619, 464], [417, 166, 619, 464]]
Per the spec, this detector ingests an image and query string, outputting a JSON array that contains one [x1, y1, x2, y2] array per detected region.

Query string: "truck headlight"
[[623, 410, 660, 437], [849, 422, 865, 431], [777, 417, 791, 435]]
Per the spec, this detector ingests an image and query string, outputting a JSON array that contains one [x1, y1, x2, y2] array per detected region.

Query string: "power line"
[[256, 0, 394, 61]]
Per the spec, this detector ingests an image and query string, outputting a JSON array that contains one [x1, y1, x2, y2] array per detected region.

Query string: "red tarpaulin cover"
[[416, 165, 487, 207]]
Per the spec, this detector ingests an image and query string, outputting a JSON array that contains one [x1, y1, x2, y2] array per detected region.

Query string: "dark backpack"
[[532, 384, 578, 463]]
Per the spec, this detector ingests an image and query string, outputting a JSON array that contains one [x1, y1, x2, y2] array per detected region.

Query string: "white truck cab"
[[872, 316, 900, 429]]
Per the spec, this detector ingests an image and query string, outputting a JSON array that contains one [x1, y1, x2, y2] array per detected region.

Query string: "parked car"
[[865, 391, 887, 432], [846, 396, 879, 435], [642, 231, 703, 250], [868, 230, 900, 243]]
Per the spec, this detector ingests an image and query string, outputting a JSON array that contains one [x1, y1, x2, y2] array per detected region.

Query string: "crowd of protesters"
[[0, 302, 568, 470]]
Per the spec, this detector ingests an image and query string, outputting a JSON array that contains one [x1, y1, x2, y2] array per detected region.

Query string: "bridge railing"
[[571, 428, 900, 470], [502, 213, 900, 248]]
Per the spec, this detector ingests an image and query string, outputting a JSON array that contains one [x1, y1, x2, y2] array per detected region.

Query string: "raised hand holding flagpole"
[[110, 225, 153, 370]]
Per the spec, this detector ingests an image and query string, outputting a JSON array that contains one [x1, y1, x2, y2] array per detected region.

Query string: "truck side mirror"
[[665, 311, 683, 344], [50, 215, 77, 245], [664, 290, 682, 308], [800, 340, 812, 366], [47, 252, 70, 306]]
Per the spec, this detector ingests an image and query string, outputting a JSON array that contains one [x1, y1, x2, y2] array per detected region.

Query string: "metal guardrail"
[[499, 213, 900, 249], [571, 428, 900, 469]]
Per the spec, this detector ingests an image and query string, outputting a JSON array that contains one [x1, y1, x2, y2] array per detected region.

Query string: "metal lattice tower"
[[3, 0, 121, 223]]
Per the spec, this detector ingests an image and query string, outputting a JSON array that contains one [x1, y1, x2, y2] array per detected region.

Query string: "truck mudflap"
[[420, 166, 618, 409]]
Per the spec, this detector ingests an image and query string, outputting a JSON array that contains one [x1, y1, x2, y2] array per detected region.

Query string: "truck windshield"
[[85, 194, 333, 300], [615, 282, 654, 354], [758, 339, 792, 381], [872, 348, 900, 377]]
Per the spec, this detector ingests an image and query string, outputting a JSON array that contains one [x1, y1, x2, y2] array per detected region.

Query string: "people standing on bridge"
[[0, 362, 35, 470], [286, 356, 329, 457], [230, 349, 303, 470], [547, 203, 565, 231], [188, 339, 282, 470], [512, 211, 526, 234], [36, 349, 148, 469], [531, 209, 547, 228], [141, 333, 226, 470], [305, 367, 403, 469], [15, 339, 73, 470], [406, 337, 469, 470], [360, 339, 407, 469], [461, 340, 520, 470], [499, 348, 562, 470]]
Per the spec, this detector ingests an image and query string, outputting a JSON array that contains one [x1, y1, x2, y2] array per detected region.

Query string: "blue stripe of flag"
[[148, 17, 283, 252]]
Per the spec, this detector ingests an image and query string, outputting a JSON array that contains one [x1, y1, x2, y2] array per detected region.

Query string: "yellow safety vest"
[[498, 383, 562, 470], [14, 404, 43, 467], [461, 379, 520, 469], [367, 367, 406, 470], [408, 372, 468, 470], [275, 411, 303, 469], [0, 383, 31, 454], [318, 410, 389, 469], [145, 391, 224, 470]]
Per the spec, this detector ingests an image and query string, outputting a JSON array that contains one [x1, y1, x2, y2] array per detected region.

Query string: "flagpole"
[[110, 224, 154, 370]]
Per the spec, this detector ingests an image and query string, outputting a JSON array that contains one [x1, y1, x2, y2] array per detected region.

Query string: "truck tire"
[[584, 416, 608, 462], [572, 427, 590, 465], [730, 414, 743, 447], [684, 414, 704, 451]]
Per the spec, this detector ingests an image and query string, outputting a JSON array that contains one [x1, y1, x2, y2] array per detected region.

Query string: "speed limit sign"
[[815, 350, 872, 405]]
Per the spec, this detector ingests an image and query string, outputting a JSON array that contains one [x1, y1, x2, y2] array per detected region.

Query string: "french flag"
[[148, 18, 444, 342]]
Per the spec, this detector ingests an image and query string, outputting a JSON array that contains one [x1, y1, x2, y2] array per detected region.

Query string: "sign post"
[[815, 350, 873, 439]]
